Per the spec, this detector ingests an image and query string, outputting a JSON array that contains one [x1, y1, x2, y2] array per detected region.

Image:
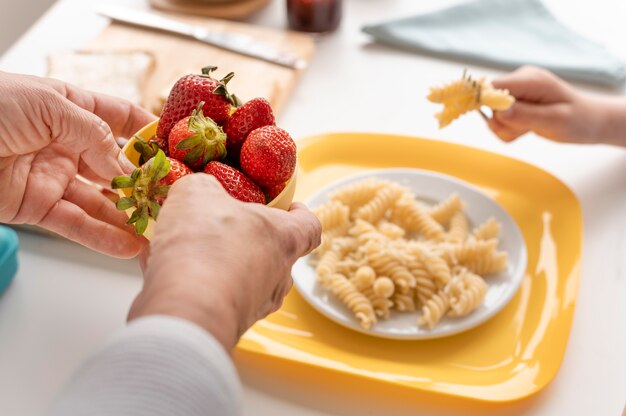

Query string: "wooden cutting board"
[[87, 13, 314, 115], [149, 0, 272, 20]]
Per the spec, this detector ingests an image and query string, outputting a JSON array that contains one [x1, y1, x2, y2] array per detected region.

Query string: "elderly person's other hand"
[[0, 71, 156, 257], [129, 174, 322, 351]]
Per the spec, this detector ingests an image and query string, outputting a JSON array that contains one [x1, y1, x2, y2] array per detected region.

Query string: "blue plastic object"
[[0, 226, 18, 295]]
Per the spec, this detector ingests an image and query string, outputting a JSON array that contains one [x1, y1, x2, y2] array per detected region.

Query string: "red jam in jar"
[[286, 0, 342, 33]]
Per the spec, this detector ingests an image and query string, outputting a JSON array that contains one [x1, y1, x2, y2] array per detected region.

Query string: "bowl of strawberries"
[[112, 66, 298, 238]]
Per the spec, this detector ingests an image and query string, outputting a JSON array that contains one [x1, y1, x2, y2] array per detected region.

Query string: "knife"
[[98, 5, 307, 70]]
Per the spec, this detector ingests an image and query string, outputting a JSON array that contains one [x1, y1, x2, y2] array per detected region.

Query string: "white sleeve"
[[48, 315, 242, 416]]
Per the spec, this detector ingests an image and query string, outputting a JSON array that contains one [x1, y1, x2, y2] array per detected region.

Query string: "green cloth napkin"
[[362, 0, 626, 87]]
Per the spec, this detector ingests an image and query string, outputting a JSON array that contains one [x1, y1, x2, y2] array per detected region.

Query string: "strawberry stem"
[[175, 102, 227, 167], [197, 66, 240, 107], [111, 149, 171, 235], [133, 135, 161, 165], [201, 65, 218, 76]]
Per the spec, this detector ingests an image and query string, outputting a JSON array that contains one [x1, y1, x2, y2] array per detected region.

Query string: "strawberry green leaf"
[[133, 141, 144, 153], [190, 101, 205, 119], [202, 151, 212, 166], [221, 72, 235, 85], [148, 201, 161, 220], [183, 146, 204, 165], [116, 197, 136, 211], [131, 168, 141, 181], [176, 137, 202, 150], [201, 65, 218, 76], [151, 149, 165, 173], [212, 82, 238, 107], [213, 84, 227, 97], [231, 94, 243, 107], [155, 185, 170, 197], [157, 157, 171, 181], [146, 150, 170, 181], [135, 207, 149, 235], [126, 209, 140, 225], [111, 175, 135, 189], [134, 137, 160, 166]]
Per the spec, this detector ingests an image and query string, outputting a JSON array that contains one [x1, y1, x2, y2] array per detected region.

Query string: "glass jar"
[[286, 0, 342, 34]]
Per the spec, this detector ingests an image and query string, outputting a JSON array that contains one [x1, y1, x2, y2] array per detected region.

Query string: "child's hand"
[[487, 66, 624, 145]]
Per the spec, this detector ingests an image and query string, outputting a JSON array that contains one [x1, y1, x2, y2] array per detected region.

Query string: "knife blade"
[[98, 5, 307, 70]]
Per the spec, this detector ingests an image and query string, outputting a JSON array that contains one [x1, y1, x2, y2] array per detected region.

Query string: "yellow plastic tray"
[[236, 132, 582, 402]]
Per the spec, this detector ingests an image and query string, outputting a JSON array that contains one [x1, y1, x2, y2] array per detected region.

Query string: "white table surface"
[[1, 0, 625, 415]]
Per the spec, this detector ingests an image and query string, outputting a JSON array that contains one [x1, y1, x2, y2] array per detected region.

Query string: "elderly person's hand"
[[0, 71, 156, 257], [486, 66, 626, 147], [128, 174, 322, 351]]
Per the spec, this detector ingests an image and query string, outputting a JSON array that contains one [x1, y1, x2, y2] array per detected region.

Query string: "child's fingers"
[[492, 66, 572, 104], [486, 115, 527, 143], [495, 101, 570, 132]]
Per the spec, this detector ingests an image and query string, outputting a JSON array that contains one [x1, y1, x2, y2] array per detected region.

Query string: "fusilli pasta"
[[428, 71, 515, 128], [418, 290, 450, 329], [428, 193, 463, 225], [373, 276, 395, 298], [446, 268, 488, 317], [393, 196, 445, 241], [329, 177, 387, 211], [310, 177, 508, 331], [323, 273, 377, 329], [472, 217, 501, 240], [447, 211, 469, 243]]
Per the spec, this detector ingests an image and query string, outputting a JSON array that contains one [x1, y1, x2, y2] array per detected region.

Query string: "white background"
[[0, 0, 625, 415], [0, 0, 56, 53]]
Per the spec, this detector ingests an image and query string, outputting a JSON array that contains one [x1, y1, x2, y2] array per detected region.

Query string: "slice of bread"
[[48, 50, 155, 108]]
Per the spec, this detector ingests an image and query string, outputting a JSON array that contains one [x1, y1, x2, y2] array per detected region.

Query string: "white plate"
[[293, 169, 528, 340]]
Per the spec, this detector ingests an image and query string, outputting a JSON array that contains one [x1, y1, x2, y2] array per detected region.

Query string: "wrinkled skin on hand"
[[0, 71, 156, 257], [129, 174, 322, 351]]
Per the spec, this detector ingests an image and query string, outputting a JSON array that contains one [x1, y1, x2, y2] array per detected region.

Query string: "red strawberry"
[[240, 126, 297, 188], [161, 157, 192, 186], [204, 161, 265, 204], [224, 98, 275, 159], [154, 157, 193, 205], [267, 181, 288, 201], [157, 66, 240, 139], [168, 103, 227, 170], [111, 150, 190, 234]]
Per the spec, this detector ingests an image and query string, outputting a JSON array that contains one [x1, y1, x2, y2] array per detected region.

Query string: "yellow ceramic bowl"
[[119, 120, 297, 239]]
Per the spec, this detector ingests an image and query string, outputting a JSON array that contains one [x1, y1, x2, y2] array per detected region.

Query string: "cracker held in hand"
[[428, 71, 515, 128]]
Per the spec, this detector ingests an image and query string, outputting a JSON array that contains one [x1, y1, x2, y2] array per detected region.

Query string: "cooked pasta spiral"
[[418, 291, 450, 329], [393, 196, 445, 241], [329, 177, 388, 211], [446, 268, 488, 317], [428, 71, 514, 128], [354, 186, 402, 223], [472, 217, 501, 240], [373, 276, 395, 298], [310, 177, 508, 331], [447, 211, 469, 243], [362, 287, 393, 319], [428, 193, 463, 225], [323, 273, 377, 329]]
